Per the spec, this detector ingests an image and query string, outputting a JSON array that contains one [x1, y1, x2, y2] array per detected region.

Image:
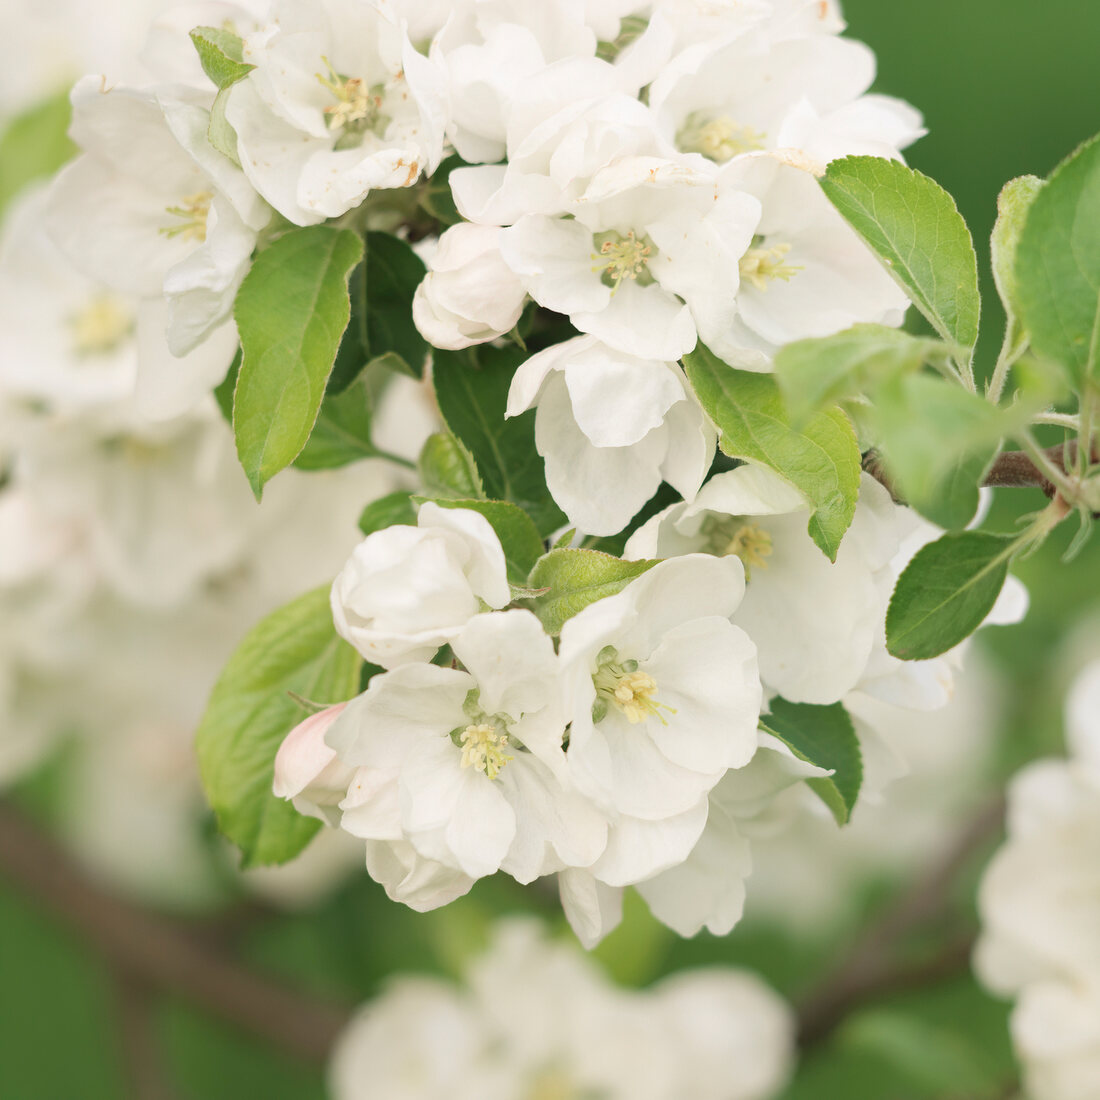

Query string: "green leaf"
[[991, 175, 1045, 338], [233, 226, 363, 497], [363, 231, 428, 378], [419, 153, 466, 227], [214, 347, 240, 423], [821, 157, 982, 355], [886, 531, 1014, 661], [293, 373, 376, 470], [418, 432, 486, 500], [0, 91, 75, 216], [774, 324, 943, 424], [423, 499, 545, 586], [358, 490, 416, 536], [327, 258, 371, 393], [1016, 133, 1100, 383], [522, 549, 657, 634], [196, 587, 362, 867], [870, 374, 1006, 529], [683, 344, 861, 561], [760, 698, 862, 825], [189, 26, 253, 88], [433, 345, 566, 536]]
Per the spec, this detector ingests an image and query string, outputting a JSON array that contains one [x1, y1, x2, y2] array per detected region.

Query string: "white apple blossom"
[[0, 186, 236, 428], [506, 334, 716, 535], [500, 156, 761, 360], [330, 502, 511, 668], [225, 0, 447, 226], [331, 917, 796, 1100], [974, 662, 1100, 1100], [626, 465, 905, 703], [555, 556, 761, 898], [46, 76, 270, 357], [411, 223, 527, 350], [699, 155, 911, 369], [648, 20, 923, 172], [323, 610, 607, 887]]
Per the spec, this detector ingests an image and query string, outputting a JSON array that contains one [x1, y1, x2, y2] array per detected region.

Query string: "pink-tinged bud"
[[273, 703, 355, 825]]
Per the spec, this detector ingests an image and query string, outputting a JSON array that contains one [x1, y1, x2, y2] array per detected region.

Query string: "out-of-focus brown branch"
[[0, 800, 352, 1064], [796, 797, 1006, 1048], [863, 443, 1096, 502]]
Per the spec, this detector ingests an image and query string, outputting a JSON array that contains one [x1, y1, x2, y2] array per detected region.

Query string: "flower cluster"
[[277, 492, 1022, 945], [330, 917, 795, 1100], [974, 662, 1100, 1100]]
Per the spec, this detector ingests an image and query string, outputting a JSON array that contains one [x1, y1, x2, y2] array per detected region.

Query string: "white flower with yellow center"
[[499, 156, 762, 361], [626, 464, 907, 705], [1, 186, 237, 427], [649, 19, 922, 173], [698, 154, 911, 370], [46, 77, 270, 358], [557, 555, 762, 891], [325, 610, 607, 886], [505, 335, 716, 536], [223, 0, 447, 226]]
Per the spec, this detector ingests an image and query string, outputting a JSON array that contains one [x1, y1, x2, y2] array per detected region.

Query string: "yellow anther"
[[591, 229, 655, 291], [679, 113, 766, 163], [459, 722, 513, 780], [725, 523, 773, 574], [69, 294, 134, 357], [161, 190, 213, 243], [739, 240, 802, 291], [316, 56, 385, 135]]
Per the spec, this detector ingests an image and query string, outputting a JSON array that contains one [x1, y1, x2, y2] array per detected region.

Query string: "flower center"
[[739, 237, 802, 291], [316, 56, 389, 148], [700, 516, 774, 578], [678, 112, 766, 163], [69, 294, 134, 357], [161, 191, 213, 244], [591, 230, 657, 292], [592, 646, 676, 726], [458, 722, 514, 780]]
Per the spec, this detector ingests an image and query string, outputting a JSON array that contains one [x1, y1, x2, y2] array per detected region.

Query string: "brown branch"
[[863, 442, 1096, 502], [796, 797, 1006, 1048], [0, 800, 352, 1064]]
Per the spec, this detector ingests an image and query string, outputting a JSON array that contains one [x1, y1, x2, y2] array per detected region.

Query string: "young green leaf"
[[293, 373, 377, 470], [233, 226, 363, 497], [886, 531, 1014, 660], [418, 432, 486, 500], [870, 374, 1006, 529], [821, 157, 981, 355], [195, 587, 362, 868], [1015, 133, 1100, 384], [760, 697, 862, 825], [422, 499, 545, 586], [358, 490, 417, 537], [189, 26, 254, 87], [433, 345, 566, 536], [683, 343, 861, 561], [773, 324, 942, 424], [522, 549, 658, 634], [991, 175, 1044, 337]]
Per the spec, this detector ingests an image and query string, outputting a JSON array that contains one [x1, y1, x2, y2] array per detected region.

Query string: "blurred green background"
[[3, 2, 1100, 1097]]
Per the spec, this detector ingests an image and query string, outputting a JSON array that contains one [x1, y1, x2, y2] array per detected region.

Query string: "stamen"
[[161, 191, 213, 243], [591, 229, 656, 292], [459, 722, 514, 780], [725, 523, 773, 574], [316, 56, 388, 146], [69, 294, 134, 357], [593, 649, 677, 726], [739, 238, 802, 291], [678, 113, 766, 163]]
